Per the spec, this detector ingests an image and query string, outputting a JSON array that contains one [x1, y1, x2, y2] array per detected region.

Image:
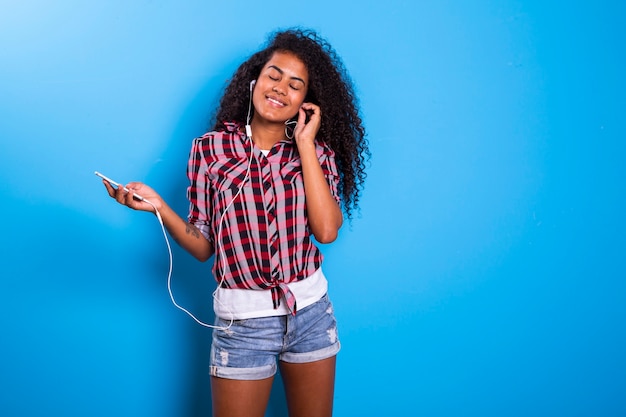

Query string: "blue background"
[[1, 1, 625, 416]]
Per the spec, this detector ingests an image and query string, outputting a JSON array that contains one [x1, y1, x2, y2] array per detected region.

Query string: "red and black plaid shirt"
[[187, 123, 340, 315]]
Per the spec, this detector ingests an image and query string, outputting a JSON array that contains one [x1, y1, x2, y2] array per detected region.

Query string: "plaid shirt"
[[187, 123, 340, 315]]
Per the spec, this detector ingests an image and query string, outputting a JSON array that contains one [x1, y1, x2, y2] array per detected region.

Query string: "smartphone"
[[94, 171, 145, 201]]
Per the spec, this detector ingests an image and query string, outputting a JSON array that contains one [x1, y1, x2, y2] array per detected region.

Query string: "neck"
[[249, 119, 286, 150]]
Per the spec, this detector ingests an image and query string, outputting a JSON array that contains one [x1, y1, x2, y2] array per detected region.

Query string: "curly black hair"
[[211, 28, 369, 220]]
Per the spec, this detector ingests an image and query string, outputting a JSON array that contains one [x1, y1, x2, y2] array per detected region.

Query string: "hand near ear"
[[293, 102, 321, 148]]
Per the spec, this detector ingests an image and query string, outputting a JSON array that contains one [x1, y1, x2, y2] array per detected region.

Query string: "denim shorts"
[[209, 293, 340, 380]]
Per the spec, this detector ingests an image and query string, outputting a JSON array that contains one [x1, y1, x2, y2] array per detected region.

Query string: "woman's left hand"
[[293, 102, 321, 148]]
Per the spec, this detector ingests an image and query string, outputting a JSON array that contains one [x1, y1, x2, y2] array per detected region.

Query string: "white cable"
[[133, 85, 258, 330], [143, 128, 255, 331], [143, 199, 233, 331]]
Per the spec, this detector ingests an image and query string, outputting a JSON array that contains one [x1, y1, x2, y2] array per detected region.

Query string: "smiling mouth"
[[266, 96, 286, 107]]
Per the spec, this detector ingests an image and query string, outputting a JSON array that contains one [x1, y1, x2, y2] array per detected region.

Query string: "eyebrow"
[[268, 65, 306, 86]]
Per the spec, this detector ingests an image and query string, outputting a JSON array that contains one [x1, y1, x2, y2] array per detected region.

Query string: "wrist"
[[296, 139, 316, 153]]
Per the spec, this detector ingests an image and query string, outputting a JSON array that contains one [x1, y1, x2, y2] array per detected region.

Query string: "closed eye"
[[266, 65, 306, 90]]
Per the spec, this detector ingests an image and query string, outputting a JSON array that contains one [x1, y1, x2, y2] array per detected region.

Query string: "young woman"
[[101, 28, 368, 417]]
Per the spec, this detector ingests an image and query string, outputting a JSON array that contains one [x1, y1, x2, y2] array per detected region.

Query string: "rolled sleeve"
[[187, 137, 213, 242], [317, 143, 341, 205]]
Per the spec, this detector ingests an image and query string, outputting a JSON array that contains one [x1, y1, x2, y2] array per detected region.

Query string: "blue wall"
[[1, 1, 624, 416]]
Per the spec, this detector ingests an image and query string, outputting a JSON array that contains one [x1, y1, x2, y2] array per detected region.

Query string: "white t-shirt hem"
[[213, 267, 328, 320]]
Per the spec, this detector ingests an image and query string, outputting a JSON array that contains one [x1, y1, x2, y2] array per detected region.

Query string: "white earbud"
[[246, 80, 256, 138]]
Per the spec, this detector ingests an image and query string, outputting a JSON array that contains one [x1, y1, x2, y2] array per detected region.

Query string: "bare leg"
[[279, 356, 336, 417], [211, 375, 274, 417]]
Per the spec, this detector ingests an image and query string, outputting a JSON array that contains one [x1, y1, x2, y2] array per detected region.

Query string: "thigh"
[[279, 356, 337, 417], [280, 293, 341, 364], [211, 375, 274, 417], [211, 315, 284, 380]]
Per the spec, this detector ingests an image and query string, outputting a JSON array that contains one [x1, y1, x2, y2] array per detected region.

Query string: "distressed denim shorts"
[[209, 293, 340, 380]]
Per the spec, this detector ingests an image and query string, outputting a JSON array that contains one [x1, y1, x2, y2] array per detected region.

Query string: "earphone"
[[207, 79, 257, 328], [166, 80, 260, 330], [245, 79, 256, 138], [96, 80, 262, 331]]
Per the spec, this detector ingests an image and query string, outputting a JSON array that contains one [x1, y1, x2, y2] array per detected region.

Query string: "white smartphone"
[[94, 171, 145, 201]]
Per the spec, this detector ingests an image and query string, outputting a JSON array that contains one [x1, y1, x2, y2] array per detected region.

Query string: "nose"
[[272, 80, 288, 95]]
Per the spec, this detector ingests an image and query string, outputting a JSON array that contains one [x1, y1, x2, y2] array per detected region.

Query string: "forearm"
[[101, 179, 214, 261], [299, 144, 343, 243], [155, 201, 214, 261]]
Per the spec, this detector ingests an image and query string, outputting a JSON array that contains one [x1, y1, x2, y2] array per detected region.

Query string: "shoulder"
[[315, 139, 336, 160], [195, 122, 244, 142], [190, 123, 248, 163], [193, 123, 245, 149]]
